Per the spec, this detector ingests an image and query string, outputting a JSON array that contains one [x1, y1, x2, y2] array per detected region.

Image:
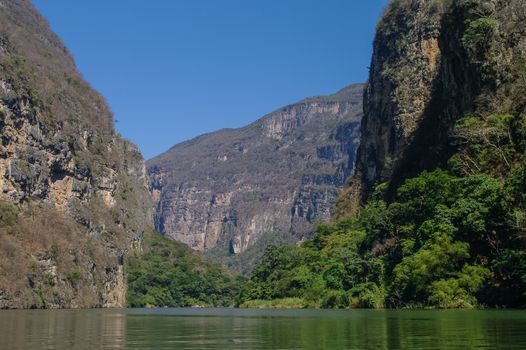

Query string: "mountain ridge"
[[155, 83, 364, 157], [148, 83, 364, 260]]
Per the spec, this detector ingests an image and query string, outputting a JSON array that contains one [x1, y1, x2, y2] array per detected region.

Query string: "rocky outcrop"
[[149, 84, 363, 254], [337, 0, 526, 216], [0, 0, 152, 308]]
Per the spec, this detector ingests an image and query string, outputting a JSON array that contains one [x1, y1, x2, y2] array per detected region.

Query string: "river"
[[0, 308, 525, 349]]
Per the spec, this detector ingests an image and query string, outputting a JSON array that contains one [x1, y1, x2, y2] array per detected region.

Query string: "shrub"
[[0, 202, 19, 226], [349, 283, 385, 309], [462, 17, 498, 60]]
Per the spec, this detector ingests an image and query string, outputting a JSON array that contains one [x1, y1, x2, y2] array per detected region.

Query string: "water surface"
[[0, 308, 525, 349]]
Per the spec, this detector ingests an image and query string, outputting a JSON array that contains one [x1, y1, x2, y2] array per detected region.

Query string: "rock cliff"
[[337, 0, 526, 216], [0, 0, 152, 308], [148, 84, 363, 256]]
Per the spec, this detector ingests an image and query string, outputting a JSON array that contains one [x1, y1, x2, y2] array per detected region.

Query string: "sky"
[[32, 0, 389, 160]]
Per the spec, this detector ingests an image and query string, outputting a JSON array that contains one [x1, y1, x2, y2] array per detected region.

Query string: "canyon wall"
[[149, 85, 363, 255], [0, 0, 152, 308]]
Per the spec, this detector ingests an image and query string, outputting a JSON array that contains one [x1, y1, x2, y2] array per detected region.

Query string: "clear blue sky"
[[32, 0, 389, 159]]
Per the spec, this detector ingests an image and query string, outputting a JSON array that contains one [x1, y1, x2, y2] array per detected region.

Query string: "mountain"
[[0, 0, 154, 308], [240, 0, 526, 309], [148, 84, 363, 263]]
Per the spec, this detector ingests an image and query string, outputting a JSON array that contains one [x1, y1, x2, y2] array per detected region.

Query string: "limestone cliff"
[[148, 85, 363, 256], [0, 0, 152, 308], [337, 0, 526, 216]]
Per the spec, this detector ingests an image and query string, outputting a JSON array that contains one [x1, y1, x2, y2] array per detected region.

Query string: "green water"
[[0, 308, 525, 349]]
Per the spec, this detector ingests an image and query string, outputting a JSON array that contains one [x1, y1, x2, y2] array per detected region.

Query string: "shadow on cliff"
[[385, 4, 488, 199]]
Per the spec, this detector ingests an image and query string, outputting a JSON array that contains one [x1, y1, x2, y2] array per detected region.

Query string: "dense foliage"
[[239, 167, 526, 309], [205, 231, 295, 277], [126, 231, 243, 307]]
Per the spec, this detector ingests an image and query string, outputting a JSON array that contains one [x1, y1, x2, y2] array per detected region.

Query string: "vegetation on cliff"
[[0, 202, 130, 308], [239, 0, 526, 309]]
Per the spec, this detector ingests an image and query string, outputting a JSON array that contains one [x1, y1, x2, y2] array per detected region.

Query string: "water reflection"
[[0, 309, 125, 349], [0, 308, 525, 349]]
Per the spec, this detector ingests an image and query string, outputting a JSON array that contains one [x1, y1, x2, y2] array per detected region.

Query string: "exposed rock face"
[[0, 0, 152, 308], [337, 0, 526, 216], [149, 84, 363, 254], [337, 0, 447, 216]]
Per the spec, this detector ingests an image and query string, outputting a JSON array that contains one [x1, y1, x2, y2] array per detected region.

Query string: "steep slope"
[[337, 0, 447, 215], [148, 84, 363, 256], [337, 0, 526, 214], [0, 0, 152, 308], [241, 0, 526, 309]]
